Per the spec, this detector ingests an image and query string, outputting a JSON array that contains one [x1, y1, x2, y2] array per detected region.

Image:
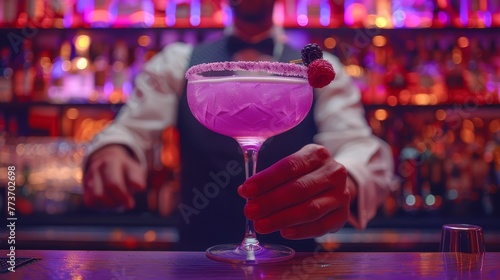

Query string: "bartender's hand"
[[83, 145, 146, 209], [238, 144, 352, 239]]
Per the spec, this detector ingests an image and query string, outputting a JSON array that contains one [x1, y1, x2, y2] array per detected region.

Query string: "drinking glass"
[[185, 61, 313, 263]]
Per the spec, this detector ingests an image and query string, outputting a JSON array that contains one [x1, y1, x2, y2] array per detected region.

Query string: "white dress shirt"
[[85, 26, 397, 231]]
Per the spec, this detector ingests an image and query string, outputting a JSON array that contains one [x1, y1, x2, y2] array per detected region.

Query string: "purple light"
[[285, 30, 310, 51], [104, 81, 113, 97], [297, 0, 308, 26], [460, 0, 469, 26], [320, 0, 331, 26], [166, 0, 176, 26], [63, 0, 87, 27], [344, 0, 356, 26], [142, 0, 155, 27], [393, 9, 406, 28], [123, 81, 133, 97], [484, 11, 492, 27], [77, 0, 86, 13], [297, 14, 308, 26], [190, 0, 201, 26], [438, 11, 448, 24], [83, 0, 93, 25], [223, 5, 232, 26], [406, 14, 421, 27], [63, 5, 74, 28], [487, 81, 495, 92]]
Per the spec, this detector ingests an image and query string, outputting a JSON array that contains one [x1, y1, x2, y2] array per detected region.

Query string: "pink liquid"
[[187, 76, 313, 148]]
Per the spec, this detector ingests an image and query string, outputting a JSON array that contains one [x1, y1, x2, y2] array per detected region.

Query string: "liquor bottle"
[[0, 48, 13, 102], [302, 0, 333, 27], [443, 40, 468, 104], [49, 40, 72, 103], [51, 0, 66, 27], [165, 0, 177, 26], [467, 38, 488, 104], [419, 138, 446, 213], [153, 0, 167, 26], [432, 0, 449, 27], [13, 40, 35, 102], [109, 41, 131, 103], [399, 144, 423, 214], [199, 0, 224, 27], [0, 0, 18, 27], [384, 54, 407, 104], [91, 41, 110, 103], [413, 38, 445, 105], [66, 34, 94, 102], [51, 0, 84, 28], [392, 0, 434, 28], [467, 0, 488, 27], [330, 0, 344, 27], [110, 0, 154, 27], [32, 50, 50, 101], [25, 0, 51, 28], [490, 0, 500, 26], [449, 0, 469, 27], [84, 0, 115, 27], [344, 0, 373, 28]]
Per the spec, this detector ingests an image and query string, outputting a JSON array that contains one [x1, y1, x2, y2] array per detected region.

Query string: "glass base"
[[206, 243, 295, 264]]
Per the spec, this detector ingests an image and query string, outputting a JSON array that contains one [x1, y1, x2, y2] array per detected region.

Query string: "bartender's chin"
[[235, 13, 270, 23]]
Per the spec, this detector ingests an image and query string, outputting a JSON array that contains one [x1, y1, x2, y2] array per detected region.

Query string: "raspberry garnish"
[[301, 43, 323, 66], [307, 59, 336, 88]]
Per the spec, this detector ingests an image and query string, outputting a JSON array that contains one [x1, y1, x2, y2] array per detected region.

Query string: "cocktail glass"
[[185, 61, 313, 264]]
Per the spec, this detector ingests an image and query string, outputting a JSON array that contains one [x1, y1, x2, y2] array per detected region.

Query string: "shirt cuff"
[[337, 158, 377, 229], [82, 131, 148, 173]]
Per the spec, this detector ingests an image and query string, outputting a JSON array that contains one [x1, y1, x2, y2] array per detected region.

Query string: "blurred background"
[[0, 0, 499, 252]]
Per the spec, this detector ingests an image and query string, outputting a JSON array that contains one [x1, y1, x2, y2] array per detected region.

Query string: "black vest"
[[174, 36, 318, 251]]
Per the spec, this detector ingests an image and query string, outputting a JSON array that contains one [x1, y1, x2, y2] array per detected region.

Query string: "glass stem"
[[241, 148, 260, 250]]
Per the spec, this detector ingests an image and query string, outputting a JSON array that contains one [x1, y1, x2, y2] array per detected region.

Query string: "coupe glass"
[[185, 61, 313, 264]]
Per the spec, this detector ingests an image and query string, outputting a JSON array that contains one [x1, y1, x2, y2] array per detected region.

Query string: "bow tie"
[[226, 36, 275, 57]]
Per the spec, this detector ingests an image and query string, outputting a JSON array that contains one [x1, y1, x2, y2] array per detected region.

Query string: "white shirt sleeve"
[[314, 53, 398, 229], [83, 42, 193, 169]]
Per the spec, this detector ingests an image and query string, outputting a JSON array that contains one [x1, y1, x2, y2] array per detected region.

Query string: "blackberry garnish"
[[301, 43, 323, 66]]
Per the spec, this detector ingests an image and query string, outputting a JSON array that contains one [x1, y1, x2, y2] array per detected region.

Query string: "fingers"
[[253, 188, 349, 236], [243, 170, 333, 220], [280, 205, 350, 240], [83, 168, 116, 208], [83, 152, 146, 210], [239, 144, 331, 198], [103, 160, 135, 208], [124, 160, 146, 193]]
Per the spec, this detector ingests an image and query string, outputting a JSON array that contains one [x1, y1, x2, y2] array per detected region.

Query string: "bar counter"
[[5, 250, 500, 279]]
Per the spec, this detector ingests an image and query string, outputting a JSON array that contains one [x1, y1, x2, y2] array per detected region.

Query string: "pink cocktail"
[[188, 75, 312, 149], [185, 61, 313, 264]]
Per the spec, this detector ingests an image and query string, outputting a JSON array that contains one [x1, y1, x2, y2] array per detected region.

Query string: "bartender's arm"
[[82, 43, 192, 209]]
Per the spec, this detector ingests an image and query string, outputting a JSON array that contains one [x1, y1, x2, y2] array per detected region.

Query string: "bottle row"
[[2, 106, 500, 218], [366, 106, 500, 217], [324, 28, 500, 105], [1, 0, 500, 29], [2, 28, 500, 105]]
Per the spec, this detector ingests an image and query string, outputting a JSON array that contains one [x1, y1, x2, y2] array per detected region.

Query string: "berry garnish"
[[307, 59, 336, 88], [301, 43, 323, 66]]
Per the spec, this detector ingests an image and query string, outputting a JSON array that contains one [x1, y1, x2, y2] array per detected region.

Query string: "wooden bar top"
[[5, 250, 500, 279]]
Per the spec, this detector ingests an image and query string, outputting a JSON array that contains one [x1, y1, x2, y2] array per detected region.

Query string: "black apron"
[[174, 36, 318, 251]]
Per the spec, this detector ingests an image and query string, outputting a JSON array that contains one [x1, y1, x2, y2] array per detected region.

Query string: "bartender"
[[82, 0, 396, 251]]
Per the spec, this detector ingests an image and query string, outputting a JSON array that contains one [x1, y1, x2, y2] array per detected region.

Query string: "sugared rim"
[[185, 61, 308, 80]]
